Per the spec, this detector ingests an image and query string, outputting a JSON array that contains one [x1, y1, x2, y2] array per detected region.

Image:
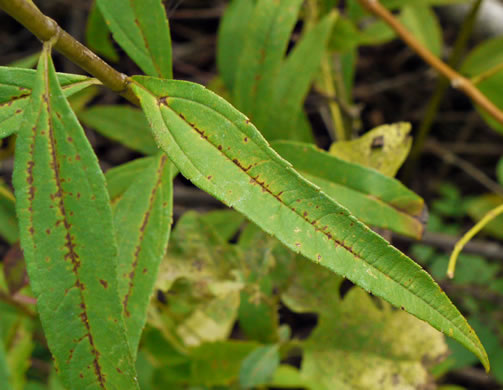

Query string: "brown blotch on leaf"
[[207, 175, 212, 180], [99, 279, 108, 289], [46, 228, 51, 235], [303, 211, 308, 217], [67, 136, 73, 143], [244, 137, 248, 142], [217, 145, 223, 151], [158, 96, 168, 106]]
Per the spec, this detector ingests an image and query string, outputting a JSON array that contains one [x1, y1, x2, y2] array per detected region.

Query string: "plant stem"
[[357, 0, 503, 126], [0, 0, 139, 106], [402, 0, 483, 181], [447, 203, 503, 278]]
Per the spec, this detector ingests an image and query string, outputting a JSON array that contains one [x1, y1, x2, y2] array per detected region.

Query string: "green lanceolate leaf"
[[13, 47, 138, 389], [96, 0, 172, 78], [0, 67, 98, 138], [114, 152, 174, 359], [232, 0, 304, 118], [131, 76, 489, 370], [86, 0, 119, 62], [239, 345, 280, 388], [400, 5, 443, 58], [0, 330, 13, 390], [79, 105, 158, 155], [273, 141, 425, 238], [106, 157, 156, 204], [257, 11, 336, 141], [0, 184, 18, 244], [217, 0, 256, 91], [461, 37, 503, 135]]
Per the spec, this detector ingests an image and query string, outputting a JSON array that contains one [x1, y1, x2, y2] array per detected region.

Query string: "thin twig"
[[425, 141, 503, 196], [358, 0, 503, 126], [395, 231, 503, 261], [0, 0, 139, 106]]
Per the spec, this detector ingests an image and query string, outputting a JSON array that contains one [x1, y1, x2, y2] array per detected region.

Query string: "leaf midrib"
[[42, 56, 107, 389], [148, 92, 483, 359]]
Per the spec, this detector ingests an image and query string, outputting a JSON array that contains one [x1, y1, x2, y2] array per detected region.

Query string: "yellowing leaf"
[[329, 122, 412, 176]]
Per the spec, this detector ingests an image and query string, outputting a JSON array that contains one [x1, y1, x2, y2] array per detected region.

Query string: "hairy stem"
[[0, 0, 139, 106]]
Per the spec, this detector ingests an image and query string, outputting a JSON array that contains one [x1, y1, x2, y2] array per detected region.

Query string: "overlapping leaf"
[[0, 328, 13, 390], [131, 76, 489, 370], [0, 184, 18, 244], [272, 140, 425, 238], [400, 4, 443, 57], [328, 122, 412, 177], [86, 0, 119, 62], [96, 0, 172, 78], [461, 37, 503, 136], [79, 105, 157, 154], [281, 259, 447, 389], [154, 212, 242, 347], [13, 48, 138, 389], [218, 0, 335, 141], [105, 157, 156, 204], [113, 152, 174, 359], [0, 67, 99, 138]]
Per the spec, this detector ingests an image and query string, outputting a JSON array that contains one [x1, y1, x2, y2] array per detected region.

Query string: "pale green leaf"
[[301, 288, 448, 390], [96, 0, 172, 78], [0, 327, 14, 390], [466, 194, 503, 239], [199, 209, 245, 242], [190, 341, 258, 387], [232, 0, 304, 119], [329, 122, 413, 176], [461, 37, 503, 136], [0, 184, 18, 244], [154, 212, 242, 346], [131, 76, 489, 370], [217, 0, 259, 91], [0, 67, 99, 138], [239, 345, 280, 388], [257, 12, 336, 141], [105, 157, 156, 204], [497, 157, 503, 185], [7, 52, 40, 69], [79, 105, 158, 154], [13, 48, 138, 389], [400, 5, 443, 58], [113, 152, 174, 359], [6, 319, 33, 390], [273, 141, 425, 238], [86, 0, 119, 62]]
